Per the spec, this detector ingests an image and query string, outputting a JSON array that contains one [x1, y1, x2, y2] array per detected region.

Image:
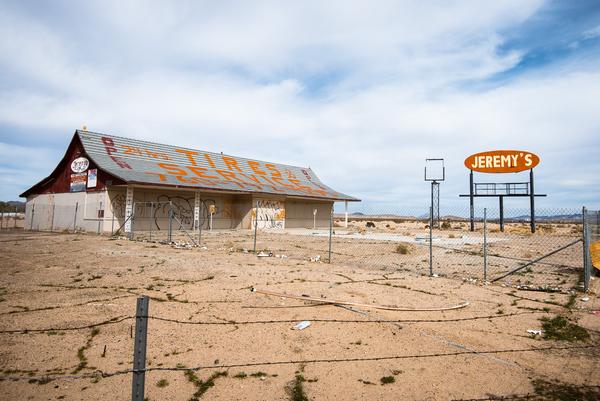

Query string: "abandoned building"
[[21, 130, 359, 233]]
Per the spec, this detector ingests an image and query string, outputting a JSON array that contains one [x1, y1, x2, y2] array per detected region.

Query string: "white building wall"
[[25, 191, 109, 233]]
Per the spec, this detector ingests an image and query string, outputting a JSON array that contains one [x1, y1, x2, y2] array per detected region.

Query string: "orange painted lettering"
[[188, 166, 218, 179], [176, 149, 199, 166], [265, 163, 281, 177], [158, 163, 187, 176], [222, 155, 242, 173], [145, 172, 168, 182], [204, 154, 216, 168], [247, 160, 266, 175]]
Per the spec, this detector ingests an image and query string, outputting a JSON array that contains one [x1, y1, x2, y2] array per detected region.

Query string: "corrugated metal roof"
[[78, 130, 358, 201]]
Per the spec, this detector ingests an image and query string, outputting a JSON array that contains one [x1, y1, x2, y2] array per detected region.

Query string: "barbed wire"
[[1, 344, 595, 382], [0, 311, 556, 333], [0, 316, 133, 334]]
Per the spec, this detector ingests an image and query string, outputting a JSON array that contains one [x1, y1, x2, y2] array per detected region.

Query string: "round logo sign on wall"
[[71, 157, 90, 173]]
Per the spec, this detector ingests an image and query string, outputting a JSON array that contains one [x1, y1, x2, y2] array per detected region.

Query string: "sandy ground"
[[0, 229, 598, 401]]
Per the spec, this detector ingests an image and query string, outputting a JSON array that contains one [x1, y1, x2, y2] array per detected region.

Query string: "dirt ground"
[[0, 229, 599, 401]]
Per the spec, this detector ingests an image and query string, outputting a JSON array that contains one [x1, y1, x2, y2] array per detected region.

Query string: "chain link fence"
[[18, 198, 593, 292]]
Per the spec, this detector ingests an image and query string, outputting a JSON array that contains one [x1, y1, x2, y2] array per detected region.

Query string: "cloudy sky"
[[1, 0, 599, 213]]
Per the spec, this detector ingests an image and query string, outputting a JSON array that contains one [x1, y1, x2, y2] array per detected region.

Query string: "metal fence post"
[[131, 296, 149, 401], [130, 204, 136, 241], [30, 204, 35, 230], [429, 206, 433, 276], [51, 204, 56, 232], [582, 207, 591, 293], [253, 201, 258, 254], [73, 202, 79, 233], [97, 201, 102, 235], [168, 203, 173, 243], [149, 202, 153, 242], [198, 202, 202, 246], [483, 208, 488, 282], [328, 206, 333, 263]]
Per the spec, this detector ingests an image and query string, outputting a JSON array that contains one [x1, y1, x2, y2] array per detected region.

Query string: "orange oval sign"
[[464, 150, 540, 173]]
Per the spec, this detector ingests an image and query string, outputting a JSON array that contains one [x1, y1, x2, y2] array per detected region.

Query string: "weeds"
[[541, 315, 589, 342], [156, 379, 169, 388], [395, 243, 411, 254], [288, 374, 309, 401], [71, 328, 100, 374], [380, 376, 395, 385], [184, 370, 227, 400]]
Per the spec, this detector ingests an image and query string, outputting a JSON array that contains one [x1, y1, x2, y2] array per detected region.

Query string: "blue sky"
[[1, 0, 599, 213]]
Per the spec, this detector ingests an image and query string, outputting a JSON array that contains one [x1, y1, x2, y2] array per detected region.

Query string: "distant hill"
[[0, 201, 25, 212]]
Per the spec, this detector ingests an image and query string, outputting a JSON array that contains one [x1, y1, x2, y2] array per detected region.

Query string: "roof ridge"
[[76, 129, 310, 170]]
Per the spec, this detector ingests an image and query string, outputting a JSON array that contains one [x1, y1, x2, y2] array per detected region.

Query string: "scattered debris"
[[275, 254, 288, 259], [527, 329, 543, 336], [432, 273, 439, 278], [366, 222, 376, 228], [171, 241, 194, 249], [293, 321, 311, 330], [310, 255, 321, 262], [257, 252, 274, 257], [581, 296, 590, 302], [251, 287, 470, 311]]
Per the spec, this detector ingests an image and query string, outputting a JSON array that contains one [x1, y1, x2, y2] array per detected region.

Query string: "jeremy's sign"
[[464, 150, 540, 173]]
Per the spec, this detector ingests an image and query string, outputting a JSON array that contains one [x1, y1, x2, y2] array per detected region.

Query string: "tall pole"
[[529, 168, 536, 233], [469, 170, 475, 232], [499, 196, 504, 232], [429, 206, 433, 276], [483, 208, 488, 282], [582, 207, 590, 293]]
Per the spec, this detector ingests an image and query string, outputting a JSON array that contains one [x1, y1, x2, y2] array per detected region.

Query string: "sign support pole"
[[529, 169, 536, 233], [469, 170, 475, 232], [499, 196, 504, 232]]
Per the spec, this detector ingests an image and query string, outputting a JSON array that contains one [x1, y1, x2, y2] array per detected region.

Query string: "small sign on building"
[[87, 169, 97, 188], [70, 173, 87, 192]]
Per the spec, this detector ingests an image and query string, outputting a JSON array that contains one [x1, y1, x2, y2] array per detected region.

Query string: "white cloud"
[[0, 0, 598, 210]]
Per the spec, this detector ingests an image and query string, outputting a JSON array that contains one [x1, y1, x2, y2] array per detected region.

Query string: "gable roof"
[[26, 130, 358, 201]]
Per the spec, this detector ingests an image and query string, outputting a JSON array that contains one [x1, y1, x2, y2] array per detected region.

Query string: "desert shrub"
[[395, 243, 411, 254]]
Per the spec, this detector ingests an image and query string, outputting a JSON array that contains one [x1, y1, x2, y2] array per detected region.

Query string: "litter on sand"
[[310, 255, 321, 262], [251, 287, 470, 311], [257, 252, 274, 257], [293, 321, 311, 330], [527, 329, 543, 335], [581, 296, 590, 302]]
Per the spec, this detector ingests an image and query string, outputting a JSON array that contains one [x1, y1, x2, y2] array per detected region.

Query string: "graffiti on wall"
[[252, 200, 285, 229], [110, 192, 237, 230]]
